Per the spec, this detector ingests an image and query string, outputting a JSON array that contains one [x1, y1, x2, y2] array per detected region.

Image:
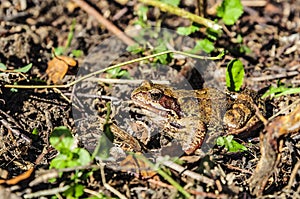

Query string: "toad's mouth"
[[131, 98, 172, 118]]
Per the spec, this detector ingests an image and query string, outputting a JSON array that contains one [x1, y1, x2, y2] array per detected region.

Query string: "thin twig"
[[5, 50, 223, 89], [242, 0, 267, 7], [64, 92, 119, 101], [0, 118, 32, 144], [269, 99, 300, 121], [223, 163, 252, 175], [83, 78, 170, 85], [71, 0, 135, 46], [135, 155, 192, 198], [100, 163, 128, 199], [250, 71, 298, 82], [163, 160, 215, 185], [188, 189, 228, 198], [253, 103, 268, 126], [23, 185, 70, 198], [286, 160, 300, 190], [84, 188, 105, 198]]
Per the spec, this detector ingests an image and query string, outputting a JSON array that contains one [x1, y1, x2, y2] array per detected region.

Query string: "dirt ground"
[[0, 0, 299, 198]]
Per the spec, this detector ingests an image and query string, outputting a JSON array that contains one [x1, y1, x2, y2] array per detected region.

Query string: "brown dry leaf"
[[46, 55, 77, 84], [266, 104, 300, 137], [0, 167, 34, 185], [120, 153, 157, 179], [249, 104, 300, 196]]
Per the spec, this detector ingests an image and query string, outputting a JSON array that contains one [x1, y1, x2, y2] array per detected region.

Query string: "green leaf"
[[216, 50, 225, 59], [136, 5, 148, 23], [86, 196, 106, 199], [206, 27, 222, 41], [226, 59, 244, 91], [64, 183, 84, 199], [74, 148, 91, 166], [274, 87, 300, 97], [236, 34, 243, 43], [74, 184, 84, 198], [177, 25, 199, 36], [54, 46, 65, 56], [217, 0, 243, 25], [31, 128, 39, 135], [217, 135, 247, 152], [13, 63, 32, 73], [50, 154, 68, 169], [106, 67, 131, 79], [0, 63, 7, 70], [50, 126, 75, 151], [262, 83, 300, 99], [71, 49, 83, 58], [239, 45, 251, 54], [127, 44, 144, 54], [161, 0, 180, 7], [153, 42, 170, 65], [10, 82, 18, 92], [194, 39, 215, 53]]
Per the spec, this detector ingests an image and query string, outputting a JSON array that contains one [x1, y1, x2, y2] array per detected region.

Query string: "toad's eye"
[[150, 91, 162, 101]]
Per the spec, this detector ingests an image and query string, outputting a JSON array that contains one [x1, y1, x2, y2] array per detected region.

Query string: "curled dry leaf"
[[46, 55, 77, 84], [249, 104, 300, 196]]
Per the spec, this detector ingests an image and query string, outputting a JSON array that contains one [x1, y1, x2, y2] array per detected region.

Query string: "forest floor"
[[0, 0, 299, 198]]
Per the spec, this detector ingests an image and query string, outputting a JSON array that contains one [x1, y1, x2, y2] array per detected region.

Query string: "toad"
[[131, 80, 264, 154]]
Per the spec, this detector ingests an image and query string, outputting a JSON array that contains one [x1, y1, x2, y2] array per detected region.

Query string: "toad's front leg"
[[166, 117, 207, 155]]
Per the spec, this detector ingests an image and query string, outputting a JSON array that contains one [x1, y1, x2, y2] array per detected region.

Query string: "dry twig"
[[71, 0, 135, 46]]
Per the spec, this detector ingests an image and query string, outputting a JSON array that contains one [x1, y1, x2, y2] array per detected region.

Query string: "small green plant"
[[217, 0, 244, 25], [0, 62, 33, 92], [126, 43, 145, 54], [134, 5, 149, 28], [262, 81, 300, 98], [0, 62, 33, 73], [193, 38, 215, 54], [133, 0, 245, 80], [63, 183, 85, 199], [217, 135, 247, 152], [31, 128, 39, 135], [226, 59, 244, 92], [54, 19, 83, 58], [50, 126, 91, 169], [126, 29, 174, 65], [176, 24, 200, 36], [106, 67, 131, 79], [152, 40, 173, 65], [49, 126, 92, 199]]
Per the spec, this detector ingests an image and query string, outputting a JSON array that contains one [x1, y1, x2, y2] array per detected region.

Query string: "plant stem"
[[138, 0, 221, 31], [4, 50, 223, 89], [136, 154, 192, 198]]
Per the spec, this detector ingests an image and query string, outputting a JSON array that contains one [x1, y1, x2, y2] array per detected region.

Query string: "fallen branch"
[[71, 0, 135, 46]]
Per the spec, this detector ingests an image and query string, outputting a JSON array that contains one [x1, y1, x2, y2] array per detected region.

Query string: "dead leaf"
[[0, 167, 34, 185], [120, 153, 157, 179], [46, 55, 77, 84], [249, 104, 300, 196]]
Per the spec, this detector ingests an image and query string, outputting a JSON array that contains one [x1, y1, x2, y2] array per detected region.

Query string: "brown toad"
[[131, 80, 263, 154]]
